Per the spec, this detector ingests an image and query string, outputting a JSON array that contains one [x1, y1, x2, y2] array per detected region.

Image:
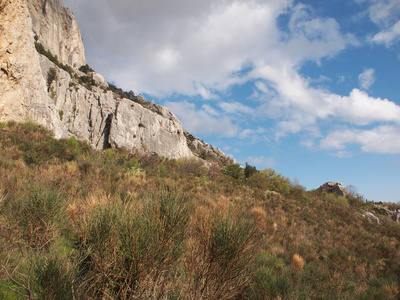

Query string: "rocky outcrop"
[[1, 0, 234, 163], [363, 211, 380, 225], [188, 138, 235, 165], [40, 56, 194, 158], [27, 0, 86, 67], [109, 101, 193, 159], [318, 182, 350, 197]]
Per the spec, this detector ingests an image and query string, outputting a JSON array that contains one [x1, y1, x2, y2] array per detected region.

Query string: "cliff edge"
[[0, 0, 234, 163]]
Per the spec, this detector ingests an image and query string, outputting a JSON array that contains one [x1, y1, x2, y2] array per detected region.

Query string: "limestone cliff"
[[0, 0, 234, 163], [27, 0, 86, 68], [0, 0, 61, 131]]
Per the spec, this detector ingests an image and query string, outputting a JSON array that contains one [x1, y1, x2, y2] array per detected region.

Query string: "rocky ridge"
[[0, 0, 234, 163]]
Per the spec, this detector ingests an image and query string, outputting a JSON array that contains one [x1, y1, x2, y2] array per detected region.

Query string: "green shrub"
[[185, 206, 259, 299], [34, 255, 76, 300], [244, 162, 258, 179], [2, 184, 65, 248], [47, 68, 57, 89], [78, 64, 93, 74], [250, 251, 291, 299], [248, 168, 291, 194], [223, 164, 245, 184]]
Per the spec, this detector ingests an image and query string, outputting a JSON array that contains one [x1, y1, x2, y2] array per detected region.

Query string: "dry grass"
[[0, 122, 400, 299]]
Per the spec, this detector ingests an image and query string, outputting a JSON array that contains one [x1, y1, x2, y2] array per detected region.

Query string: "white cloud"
[[372, 20, 400, 46], [358, 0, 400, 45], [164, 101, 239, 137], [335, 89, 400, 125], [358, 68, 375, 90], [64, 0, 400, 155], [329, 151, 355, 158], [320, 126, 400, 154], [219, 101, 255, 116]]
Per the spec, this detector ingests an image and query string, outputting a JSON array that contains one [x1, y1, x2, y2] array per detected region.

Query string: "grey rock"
[[27, 0, 86, 67], [318, 181, 350, 197], [92, 72, 109, 89], [363, 212, 380, 225]]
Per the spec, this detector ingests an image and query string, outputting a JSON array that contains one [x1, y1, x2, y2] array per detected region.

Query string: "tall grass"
[[1, 122, 400, 299]]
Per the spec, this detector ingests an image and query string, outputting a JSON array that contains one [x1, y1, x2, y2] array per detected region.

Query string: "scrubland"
[[1, 121, 399, 299]]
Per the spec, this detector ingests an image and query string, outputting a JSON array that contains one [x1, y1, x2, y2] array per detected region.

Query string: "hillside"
[[1, 122, 400, 299]]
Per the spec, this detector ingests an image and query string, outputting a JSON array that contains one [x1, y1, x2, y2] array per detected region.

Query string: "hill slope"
[[1, 122, 399, 299]]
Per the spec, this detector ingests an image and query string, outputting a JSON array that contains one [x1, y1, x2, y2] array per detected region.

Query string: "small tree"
[[47, 68, 57, 90], [244, 162, 258, 179], [223, 164, 245, 184]]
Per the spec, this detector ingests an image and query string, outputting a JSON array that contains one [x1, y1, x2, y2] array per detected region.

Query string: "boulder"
[[318, 181, 350, 197]]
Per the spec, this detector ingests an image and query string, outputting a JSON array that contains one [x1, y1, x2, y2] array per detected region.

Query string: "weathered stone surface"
[[318, 181, 350, 197], [27, 0, 86, 67], [109, 100, 193, 159], [92, 72, 108, 89], [0, 0, 61, 132], [363, 211, 380, 225]]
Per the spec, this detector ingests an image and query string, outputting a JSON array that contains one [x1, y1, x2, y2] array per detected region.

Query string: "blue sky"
[[63, 0, 400, 202]]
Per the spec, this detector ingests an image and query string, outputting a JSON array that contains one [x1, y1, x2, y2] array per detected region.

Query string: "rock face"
[[0, 0, 233, 162], [27, 0, 86, 67], [318, 182, 350, 197], [0, 0, 61, 131]]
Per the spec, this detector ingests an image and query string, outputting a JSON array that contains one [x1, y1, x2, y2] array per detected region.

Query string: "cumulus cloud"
[[164, 101, 239, 137], [358, 68, 375, 90], [357, 0, 400, 45], [372, 21, 400, 45], [320, 126, 400, 154], [64, 0, 400, 154]]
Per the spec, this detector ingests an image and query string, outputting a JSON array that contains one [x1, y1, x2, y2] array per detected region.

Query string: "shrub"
[[177, 157, 207, 177], [222, 163, 245, 184], [185, 205, 260, 299], [291, 254, 305, 271], [34, 255, 76, 300], [250, 251, 291, 299], [78, 64, 93, 74], [248, 168, 291, 194], [1, 184, 65, 249], [244, 162, 258, 179], [47, 68, 57, 90]]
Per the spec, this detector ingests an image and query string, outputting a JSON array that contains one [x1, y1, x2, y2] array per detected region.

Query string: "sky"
[[63, 0, 400, 203]]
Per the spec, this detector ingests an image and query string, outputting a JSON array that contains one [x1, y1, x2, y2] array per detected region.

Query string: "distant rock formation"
[[318, 181, 350, 197], [0, 0, 234, 163]]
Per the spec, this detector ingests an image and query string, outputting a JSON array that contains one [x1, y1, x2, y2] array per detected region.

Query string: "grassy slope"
[[0, 121, 399, 299]]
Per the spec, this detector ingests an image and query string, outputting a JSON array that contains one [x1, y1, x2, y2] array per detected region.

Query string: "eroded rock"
[[318, 181, 350, 197]]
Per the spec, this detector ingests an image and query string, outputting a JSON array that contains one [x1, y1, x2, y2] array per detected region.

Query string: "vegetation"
[[107, 83, 138, 102], [1, 122, 399, 299], [78, 64, 94, 74], [34, 42, 72, 74]]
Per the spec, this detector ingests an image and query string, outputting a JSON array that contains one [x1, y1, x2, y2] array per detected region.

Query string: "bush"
[[47, 68, 57, 90], [250, 252, 291, 299], [34, 255, 76, 300], [185, 205, 260, 299], [1, 184, 65, 249], [244, 162, 258, 179], [222, 164, 245, 183], [248, 168, 291, 194], [78, 64, 93, 74]]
